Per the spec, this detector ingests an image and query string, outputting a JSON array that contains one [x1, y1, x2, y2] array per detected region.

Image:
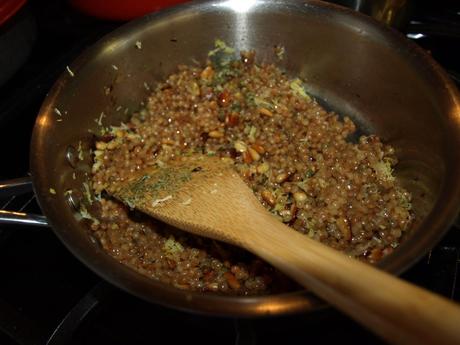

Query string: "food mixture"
[[89, 42, 413, 295]]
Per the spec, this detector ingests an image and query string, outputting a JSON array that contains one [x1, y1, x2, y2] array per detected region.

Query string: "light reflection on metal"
[[218, 0, 258, 14], [37, 109, 51, 129], [100, 38, 129, 57], [451, 105, 460, 123], [0, 209, 49, 227], [214, 0, 257, 52], [406, 33, 426, 40], [254, 298, 314, 314]]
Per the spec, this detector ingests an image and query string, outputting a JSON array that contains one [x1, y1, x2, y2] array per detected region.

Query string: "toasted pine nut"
[[337, 218, 351, 241], [95, 142, 107, 150], [258, 107, 273, 117], [248, 147, 260, 161], [242, 151, 253, 164], [234, 140, 247, 153], [256, 162, 270, 174], [293, 191, 307, 203], [208, 130, 224, 138], [200, 66, 214, 80], [261, 190, 276, 206], [275, 172, 289, 184], [251, 143, 265, 154], [224, 272, 241, 290], [369, 248, 382, 262], [226, 113, 239, 126], [107, 139, 120, 150]]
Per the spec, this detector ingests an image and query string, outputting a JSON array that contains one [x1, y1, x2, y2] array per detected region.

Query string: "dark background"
[[0, 1, 459, 344]]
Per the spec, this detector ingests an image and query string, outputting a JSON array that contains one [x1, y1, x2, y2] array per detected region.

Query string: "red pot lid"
[[0, 0, 27, 26]]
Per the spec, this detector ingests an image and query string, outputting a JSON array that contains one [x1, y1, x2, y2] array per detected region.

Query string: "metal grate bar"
[[1, 196, 16, 210]]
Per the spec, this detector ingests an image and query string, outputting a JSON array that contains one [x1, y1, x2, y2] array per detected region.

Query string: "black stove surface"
[[1, 1, 459, 344]]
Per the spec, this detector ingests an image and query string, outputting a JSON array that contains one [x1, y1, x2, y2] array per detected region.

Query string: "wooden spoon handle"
[[243, 216, 460, 345]]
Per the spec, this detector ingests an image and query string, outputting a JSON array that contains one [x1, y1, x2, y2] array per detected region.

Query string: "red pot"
[[0, 0, 27, 26], [70, 0, 190, 21]]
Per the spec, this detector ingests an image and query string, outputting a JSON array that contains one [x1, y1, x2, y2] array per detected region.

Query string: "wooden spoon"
[[107, 155, 460, 345]]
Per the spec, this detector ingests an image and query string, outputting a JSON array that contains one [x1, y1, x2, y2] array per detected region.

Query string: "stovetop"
[[1, 1, 459, 344]]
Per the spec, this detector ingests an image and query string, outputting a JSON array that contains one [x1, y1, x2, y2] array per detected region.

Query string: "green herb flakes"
[[290, 78, 311, 101]]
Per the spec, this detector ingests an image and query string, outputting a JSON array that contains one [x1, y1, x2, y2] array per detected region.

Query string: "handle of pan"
[[0, 177, 49, 227]]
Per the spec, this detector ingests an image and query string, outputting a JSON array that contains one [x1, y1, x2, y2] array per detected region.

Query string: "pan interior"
[[30, 0, 460, 316]]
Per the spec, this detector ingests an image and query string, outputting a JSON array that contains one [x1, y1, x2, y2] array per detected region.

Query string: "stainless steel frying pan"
[[0, 0, 459, 316]]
